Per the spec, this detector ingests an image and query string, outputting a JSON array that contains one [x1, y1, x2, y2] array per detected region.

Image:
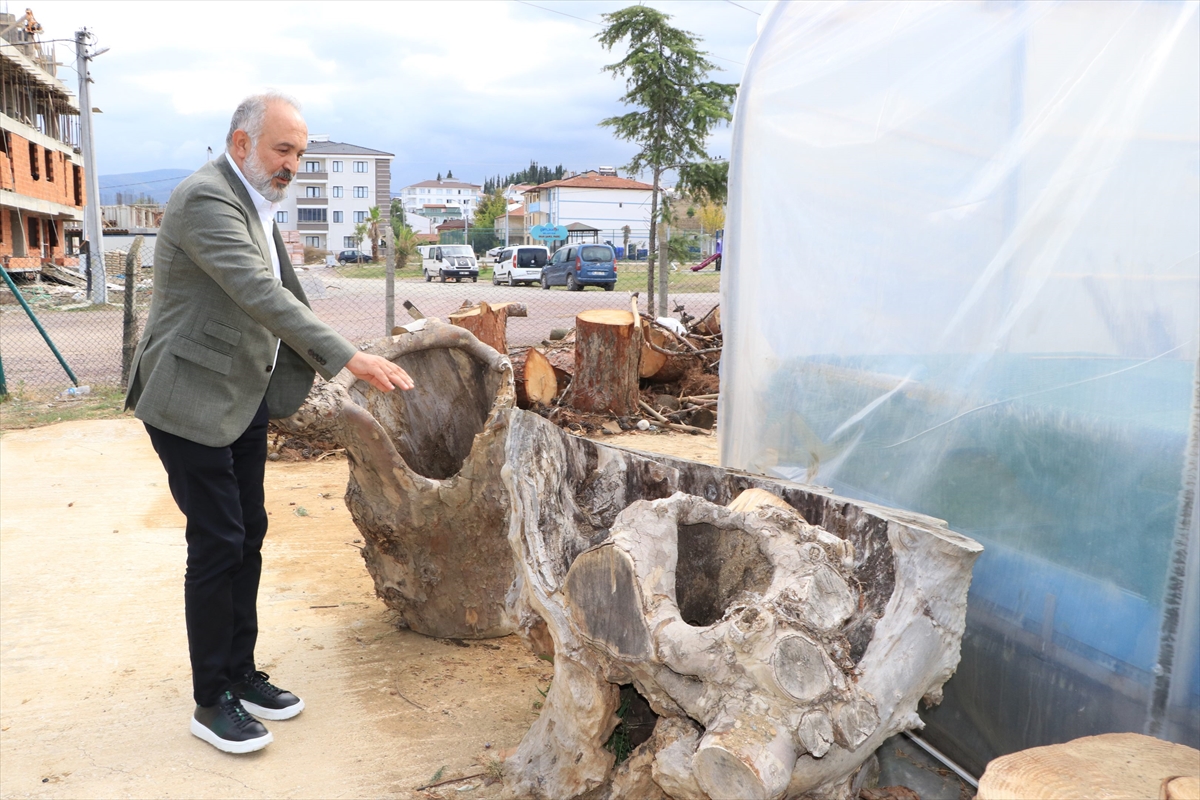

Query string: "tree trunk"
[[120, 236, 144, 385], [274, 321, 520, 639], [278, 349, 982, 799], [572, 309, 641, 415], [512, 347, 558, 408], [449, 301, 510, 354], [647, 165, 662, 317], [640, 326, 695, 384], [500, 410, 982, 800]]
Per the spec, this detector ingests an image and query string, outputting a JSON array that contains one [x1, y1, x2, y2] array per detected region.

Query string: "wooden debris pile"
[[493, 299, 723, 437]]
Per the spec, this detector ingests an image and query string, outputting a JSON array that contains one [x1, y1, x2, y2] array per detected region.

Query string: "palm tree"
[[353, 222, 369, 256], [392, 223, 421, 272], [365, 206, 383, 261]]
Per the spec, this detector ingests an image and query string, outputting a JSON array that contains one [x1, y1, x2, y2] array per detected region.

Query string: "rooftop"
[[406, 179, 482, 190], [527, 171, 653, 192], [303, 138, 393, 157]]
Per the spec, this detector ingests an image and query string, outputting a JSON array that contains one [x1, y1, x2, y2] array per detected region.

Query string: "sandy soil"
[[0, 418, 718, 799]]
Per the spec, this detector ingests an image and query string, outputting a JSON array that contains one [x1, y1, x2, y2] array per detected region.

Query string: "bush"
[[303, 246, 330, 265]]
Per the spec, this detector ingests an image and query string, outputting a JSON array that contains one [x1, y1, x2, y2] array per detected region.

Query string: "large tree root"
[[280, 326, 982, 798]]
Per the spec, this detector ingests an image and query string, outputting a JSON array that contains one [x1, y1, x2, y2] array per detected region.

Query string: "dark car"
[[337, 250, 372, 264], [540, 244, 617, 291]]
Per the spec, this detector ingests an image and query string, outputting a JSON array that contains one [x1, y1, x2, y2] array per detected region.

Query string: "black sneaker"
[[191, 691, 273, 754], [233, 671, 305, 720]]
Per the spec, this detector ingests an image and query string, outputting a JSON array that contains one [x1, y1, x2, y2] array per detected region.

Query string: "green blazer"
[[125, 157, 357, 447]]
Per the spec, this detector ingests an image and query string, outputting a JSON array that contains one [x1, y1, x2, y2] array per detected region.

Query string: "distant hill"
[[99, 169, 194, 205]]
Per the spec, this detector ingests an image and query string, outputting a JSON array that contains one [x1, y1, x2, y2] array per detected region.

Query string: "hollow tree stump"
[[500, 410, 982, 800], [275, 320, 519, 638], [573, 309, 641, 414]]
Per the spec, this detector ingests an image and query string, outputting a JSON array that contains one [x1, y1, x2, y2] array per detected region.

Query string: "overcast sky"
[[28, 0, 768, 189]]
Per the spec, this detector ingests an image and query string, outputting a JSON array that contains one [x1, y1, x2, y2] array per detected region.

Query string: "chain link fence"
[[0, 235, 720, 400]]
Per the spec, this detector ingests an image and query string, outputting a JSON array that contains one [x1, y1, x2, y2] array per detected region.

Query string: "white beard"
[[243, 146, 292, 203]]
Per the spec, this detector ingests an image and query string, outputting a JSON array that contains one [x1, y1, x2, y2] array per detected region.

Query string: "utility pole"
[[75, 28, 106, 304]]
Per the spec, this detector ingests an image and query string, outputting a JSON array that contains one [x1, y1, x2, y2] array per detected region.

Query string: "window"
[[353, 186, 368, 198], [275, 211, 289, 223], [457, 189, 462, 195], [298, 208, 327, 222], [305, 185, 322, 198], [354, 211, 367, 223], [332, 211, 343, 223], [344, 236, 357, 248], [305, 161, 321, 172], [331, 186, 343, 198], [305, 236, 321, 247], [73, 164, 82, 206], [28, 142, 39, 180], [44, 150, 54, 182], [331, 161, 343, 173], [353, 161, 368, 173]]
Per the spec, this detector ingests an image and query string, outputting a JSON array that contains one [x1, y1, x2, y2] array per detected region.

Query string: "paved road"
[[1, 266, 718, 394]]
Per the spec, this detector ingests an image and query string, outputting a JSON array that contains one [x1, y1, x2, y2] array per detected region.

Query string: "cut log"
[[573, 309, 641, 414], [976, 733, 1200, 800], [512, 346, 574, 408], [694, 304, 721, 336], [449, 301, 510, 354]]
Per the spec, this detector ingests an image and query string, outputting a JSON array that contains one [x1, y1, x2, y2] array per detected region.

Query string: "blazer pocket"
[[171, 336, 234, 375], [202, 319, 242, 347]]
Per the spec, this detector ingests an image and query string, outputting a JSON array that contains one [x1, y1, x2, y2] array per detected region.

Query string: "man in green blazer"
[[126, 92, 412, 754]]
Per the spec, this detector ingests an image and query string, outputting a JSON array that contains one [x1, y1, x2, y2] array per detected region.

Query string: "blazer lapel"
[[215, 156, 272, 267]]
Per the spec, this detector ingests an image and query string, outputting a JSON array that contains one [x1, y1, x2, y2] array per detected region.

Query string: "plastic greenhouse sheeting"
[[722, 0, 1199, 775]]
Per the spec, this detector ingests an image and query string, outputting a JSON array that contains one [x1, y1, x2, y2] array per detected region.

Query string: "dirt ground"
[[0, 418, 718, 799]]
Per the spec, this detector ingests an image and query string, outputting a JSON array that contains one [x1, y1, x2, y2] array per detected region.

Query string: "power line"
[[724, 0, 760, 15]]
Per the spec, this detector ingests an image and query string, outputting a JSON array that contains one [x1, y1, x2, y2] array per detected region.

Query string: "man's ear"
[[230, 129, 251, 161]]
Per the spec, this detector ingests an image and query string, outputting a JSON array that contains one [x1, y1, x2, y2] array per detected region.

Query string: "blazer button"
[[265, 365, 273, 373]]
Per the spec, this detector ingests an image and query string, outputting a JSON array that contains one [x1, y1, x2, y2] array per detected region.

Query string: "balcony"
[[525, 201, 541, 213], [297, 197, 327, 205], [297, 171, 328, 181], [297, 222, 329, 231]]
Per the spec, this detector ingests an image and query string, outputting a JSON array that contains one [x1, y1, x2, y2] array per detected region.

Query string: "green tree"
[[436, 171, 442, 181], [676, 158, 729, 206], [598, 5, 737, 314], [390, 197, 405, 234], [446, 169, 454, 179], [392, 222, 421, 271], [353, 222, 368, 254], [472, 189, 508, 232], [364, 206, 384, 261]]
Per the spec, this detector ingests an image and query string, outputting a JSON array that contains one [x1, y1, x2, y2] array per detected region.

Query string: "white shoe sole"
[[190, 717, 273, 753], [240, 696, 304, 721]]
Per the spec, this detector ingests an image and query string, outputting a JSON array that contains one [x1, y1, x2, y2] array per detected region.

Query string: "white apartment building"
[[522, 171, 653, 247], [275, 135, 394, 254], [399, 178, 482, 223]]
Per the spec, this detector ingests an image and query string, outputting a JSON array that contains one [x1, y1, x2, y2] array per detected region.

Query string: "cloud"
[[30, 0, 763, 186]]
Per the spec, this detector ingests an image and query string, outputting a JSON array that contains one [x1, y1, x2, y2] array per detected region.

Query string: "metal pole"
[[0, 266, 79, 385], [384, 226, 395, 335], [75, 28, 105, 304]]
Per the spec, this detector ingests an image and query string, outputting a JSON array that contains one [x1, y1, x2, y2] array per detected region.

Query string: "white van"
[[492, 245, 549, 286], [422, 244, 478, 283]]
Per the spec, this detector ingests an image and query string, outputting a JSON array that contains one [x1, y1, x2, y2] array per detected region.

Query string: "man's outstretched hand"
[[346, 352, 415, 392]]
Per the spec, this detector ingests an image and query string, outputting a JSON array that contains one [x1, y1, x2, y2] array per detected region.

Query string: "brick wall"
[[0, 129, 82, 207]]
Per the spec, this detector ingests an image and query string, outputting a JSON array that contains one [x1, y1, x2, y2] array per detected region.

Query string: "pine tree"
[[598, 6, 736, 314]]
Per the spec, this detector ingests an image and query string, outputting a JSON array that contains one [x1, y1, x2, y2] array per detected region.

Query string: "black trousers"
[[145, 399, 270, 707]]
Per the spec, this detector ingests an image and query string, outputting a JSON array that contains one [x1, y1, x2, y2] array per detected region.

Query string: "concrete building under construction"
[[0, 10, 84, 274]]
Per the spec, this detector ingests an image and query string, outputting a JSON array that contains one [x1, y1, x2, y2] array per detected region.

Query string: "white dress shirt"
[[225, 152, 283, 369]]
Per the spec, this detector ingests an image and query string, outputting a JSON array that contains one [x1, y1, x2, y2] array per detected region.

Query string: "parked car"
[[493, 246, 549, 286], [486, 245, 506, 262], [337, 249, 372, 264], [422, 244, 479, 282], [541, 244, 617, 291]]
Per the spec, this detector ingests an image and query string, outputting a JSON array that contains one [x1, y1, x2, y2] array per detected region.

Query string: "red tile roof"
[[525, 172, 652, 192]]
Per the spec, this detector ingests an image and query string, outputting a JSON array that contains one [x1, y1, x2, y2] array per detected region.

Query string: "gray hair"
[[225, 91, 301, 148]]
